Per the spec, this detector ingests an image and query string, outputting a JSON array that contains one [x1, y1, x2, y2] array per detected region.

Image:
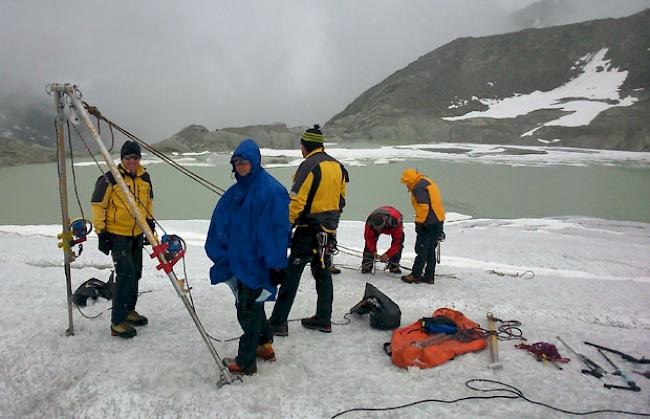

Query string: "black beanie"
[[301, 124, 324, 153], [368, 213, 387, 231], [120, 141, 141, 159]]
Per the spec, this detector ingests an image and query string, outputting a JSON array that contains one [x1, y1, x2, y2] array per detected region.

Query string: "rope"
[[74, 290, 152, 320], [206, 314, 352, 343], [331, 378, 650, 418], [94, 112, 115, 152], [69, 123, 167, 235], [83, 101, 226, 196], [476, 317, 526, 341], [58, 106, 236, 351], [487, 269, 535, 279], [75, 304, 104, 319], [65, 120, 86, 220], [332, 312, 352, 326]]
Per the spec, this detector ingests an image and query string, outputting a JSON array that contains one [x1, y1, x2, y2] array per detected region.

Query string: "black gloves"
[[142, 219, 156, 246], [270, 269, 286, 286], [98, 231, 112, 255]]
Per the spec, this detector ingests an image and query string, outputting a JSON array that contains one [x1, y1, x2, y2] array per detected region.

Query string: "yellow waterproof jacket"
[[91, 164, 154, 237], [400, 168, 445, 224], [289, 148, 349, 232]]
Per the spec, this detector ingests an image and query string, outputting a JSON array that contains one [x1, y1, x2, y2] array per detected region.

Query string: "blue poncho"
[[205, 139, 290, 298]]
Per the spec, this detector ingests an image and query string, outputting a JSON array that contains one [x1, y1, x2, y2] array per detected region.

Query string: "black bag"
[[72, 272, 114, 306], [350, 283, 401, 330]]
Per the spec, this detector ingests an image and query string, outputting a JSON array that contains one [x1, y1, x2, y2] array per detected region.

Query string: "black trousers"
[[270, 226, 334, 325], [110, 234, 143, 324], [235, 281, 272, 369], [362, 242, 403, 269], [411, 223, 443, 280]]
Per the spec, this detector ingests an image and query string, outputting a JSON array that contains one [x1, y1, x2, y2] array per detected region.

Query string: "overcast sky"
[[0, 0, 646, 141]]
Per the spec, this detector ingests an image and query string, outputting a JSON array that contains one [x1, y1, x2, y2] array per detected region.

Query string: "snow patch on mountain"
[[442, 48, 638, 136]]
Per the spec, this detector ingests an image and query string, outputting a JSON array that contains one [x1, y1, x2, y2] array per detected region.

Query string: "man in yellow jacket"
[[91, 141, 154, 338], [269, 124, 349, 335], [399, 168, 445, 284]]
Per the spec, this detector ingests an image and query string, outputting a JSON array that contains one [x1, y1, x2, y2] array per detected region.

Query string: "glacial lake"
[[1, 157, 649, 225]]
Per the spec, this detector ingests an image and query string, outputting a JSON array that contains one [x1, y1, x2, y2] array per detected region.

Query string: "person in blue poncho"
[[205, 139, 290, 375]]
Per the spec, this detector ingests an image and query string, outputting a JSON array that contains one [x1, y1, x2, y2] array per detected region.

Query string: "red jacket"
[[364, 206, 404, 258]]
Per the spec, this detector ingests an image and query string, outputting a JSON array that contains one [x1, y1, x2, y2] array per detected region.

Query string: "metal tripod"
[[48, 83, 236, 387]]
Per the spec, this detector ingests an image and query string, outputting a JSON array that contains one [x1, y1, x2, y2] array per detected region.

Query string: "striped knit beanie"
[[301, 124, 324, 144]]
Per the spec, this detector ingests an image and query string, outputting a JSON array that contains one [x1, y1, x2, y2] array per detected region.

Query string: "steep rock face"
[[326, 10, 650, 150]]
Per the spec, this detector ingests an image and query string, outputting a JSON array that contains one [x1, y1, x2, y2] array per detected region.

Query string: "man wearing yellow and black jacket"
[[91, 141, 154, 338], [269, 124, 349, 335], [399, 168, 445, 285]]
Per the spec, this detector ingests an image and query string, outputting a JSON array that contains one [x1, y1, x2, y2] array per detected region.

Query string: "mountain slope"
[[0, 136, 56, 167], [155, 123, 304, 153], [512, 0, 650, 28], [326, 10, 650, 150], [0, 100, 53, 147]]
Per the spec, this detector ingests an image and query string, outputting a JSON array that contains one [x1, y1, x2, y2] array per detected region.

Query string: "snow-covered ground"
[[1, 216, 649, 418]]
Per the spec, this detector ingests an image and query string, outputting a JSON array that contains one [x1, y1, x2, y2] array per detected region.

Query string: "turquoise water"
[[1, 159, 649, 225]]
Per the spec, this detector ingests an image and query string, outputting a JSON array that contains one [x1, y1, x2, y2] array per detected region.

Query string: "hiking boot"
[[222, 357, 256, 375], [330, 266, 342, 275], [270, 322, 288, 337], [301, 316, 332, 333], [401, 274, 421, 284], [423, 276, 435, 284], [256, 342, 276, 362], [111, 322, 137, 338], [126, 310, 148, 326], [361, 265, 373, 274], [387, 264, 402, 274]]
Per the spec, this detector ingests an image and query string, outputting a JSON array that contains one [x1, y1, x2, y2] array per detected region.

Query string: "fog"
[[0, 0, 646, 141]]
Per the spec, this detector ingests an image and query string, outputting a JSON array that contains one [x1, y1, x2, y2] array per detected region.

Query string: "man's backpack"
[[384, 308, 486, 369]]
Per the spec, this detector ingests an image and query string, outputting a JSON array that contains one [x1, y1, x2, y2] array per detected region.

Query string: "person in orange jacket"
[[399, 168, 445, 284]]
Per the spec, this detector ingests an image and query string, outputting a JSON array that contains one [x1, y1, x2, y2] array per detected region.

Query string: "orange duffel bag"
[[385, 308, 487, 369]]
